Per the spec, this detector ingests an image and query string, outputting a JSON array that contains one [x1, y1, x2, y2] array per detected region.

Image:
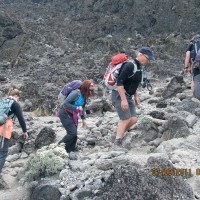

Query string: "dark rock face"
[[93, 157, 193, 200], [31, 181, 61, 200], [6, 0, 198, 41], [35, 127, 56, 149], [0, 0, 199, 114], [0, 13, 23, 47]]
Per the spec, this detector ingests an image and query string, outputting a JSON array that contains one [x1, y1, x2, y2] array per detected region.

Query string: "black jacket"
[[8, 99, 27, 133]]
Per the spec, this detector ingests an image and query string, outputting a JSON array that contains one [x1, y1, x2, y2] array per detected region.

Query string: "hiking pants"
[[0, 137, 9, 173], [59, 108, 77, 153]]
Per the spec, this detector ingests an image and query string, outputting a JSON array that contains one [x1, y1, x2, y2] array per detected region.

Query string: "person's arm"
[[11, 101, 28, 140], [117, 85, 128, 110], [134, 91, 140, 107], [184, 43, 193, 68], [62, 90, 81, 112], [185, 51, 191, 68]]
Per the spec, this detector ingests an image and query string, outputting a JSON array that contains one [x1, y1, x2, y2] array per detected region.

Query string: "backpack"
[[191, 36, 200, 63], [58, 80, 82, 105], [55, 80, 83, 117], [0, 98, 14, 126], [103, 53, 139, 90]]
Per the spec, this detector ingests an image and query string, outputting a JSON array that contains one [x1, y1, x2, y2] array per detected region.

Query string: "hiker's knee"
[[130, 116, 137, 125], [121, 116, 137, 126]]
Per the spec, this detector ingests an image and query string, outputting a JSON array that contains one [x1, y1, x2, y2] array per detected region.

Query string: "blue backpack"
[[0, 98, 14, 125]]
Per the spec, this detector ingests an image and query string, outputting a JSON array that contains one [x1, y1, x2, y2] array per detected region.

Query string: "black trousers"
[[59, 108, 77, 153], [0, 137, 9, 173]]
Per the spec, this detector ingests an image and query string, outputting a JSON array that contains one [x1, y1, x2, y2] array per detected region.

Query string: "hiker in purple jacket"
[[58, 80, 94, 153]]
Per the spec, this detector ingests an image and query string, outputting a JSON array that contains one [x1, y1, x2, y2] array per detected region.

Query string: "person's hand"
[[77, 106, 83, 111], [24, 132, 28, 140], [134, 96, 140, 108], [82, 119, 86, 128], [183, 66, 192, 74], [121, 99, 128, 111]]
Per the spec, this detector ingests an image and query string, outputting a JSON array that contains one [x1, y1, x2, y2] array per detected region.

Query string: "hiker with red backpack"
[[58, 80, 94, 153], [104, 47, 155, 147], [184, 34, 200, 100], [0, 88, 28, 189]]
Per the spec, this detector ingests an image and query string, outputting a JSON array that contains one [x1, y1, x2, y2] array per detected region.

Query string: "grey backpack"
[[191, 36, 200, 63]]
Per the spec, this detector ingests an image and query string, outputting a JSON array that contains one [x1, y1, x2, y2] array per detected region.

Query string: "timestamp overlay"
[[151, 167, 200, 176]]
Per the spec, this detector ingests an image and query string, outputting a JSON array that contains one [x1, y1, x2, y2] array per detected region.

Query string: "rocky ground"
[[0, 75, 200, 200]]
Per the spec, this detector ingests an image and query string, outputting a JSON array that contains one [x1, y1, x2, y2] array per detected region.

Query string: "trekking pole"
[[146, 81, 153, 91], [0, 137, 4, 149], [142, 68, 153, 91]]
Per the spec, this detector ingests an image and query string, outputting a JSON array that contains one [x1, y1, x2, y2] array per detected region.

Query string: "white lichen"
[[21, 143, 68, 186]]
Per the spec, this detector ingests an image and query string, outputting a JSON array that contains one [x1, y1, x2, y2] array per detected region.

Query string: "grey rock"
[[95, 159, 113, 171], [175, 98, 200, 113], [163, 114, 190, 139], [149, 110, 165, 120], [156, 100, 168, 108], [162, 76, 185, 99], [185, 114, 197, 128], [23, 99, 33, 111], [147, 97, 161, 104], [70, 188, 93, 200], [60, 195, 71, 200], [194, 108, 200, 117], [69, 152, 78, 160]]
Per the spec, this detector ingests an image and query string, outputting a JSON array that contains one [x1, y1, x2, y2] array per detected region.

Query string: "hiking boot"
[[122, 133, 128, 140], [114, 138, 122, 147], [0, 175, 9, 190], [69, 152, 78, 160]]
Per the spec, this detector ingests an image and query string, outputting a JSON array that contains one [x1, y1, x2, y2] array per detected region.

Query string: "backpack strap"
[[127, 60, 143, 81], [6, 98, 15, 118], [141, 67, 147, 84], [195, 42, 199, 54]]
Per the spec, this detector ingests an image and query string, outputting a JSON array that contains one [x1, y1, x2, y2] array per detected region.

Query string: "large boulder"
[[31, 180, 61, 200], [35, 127, 56, 149], [162, 114, 190, 139], [162, 76, 185, 99], [93, 157, 193, 200]]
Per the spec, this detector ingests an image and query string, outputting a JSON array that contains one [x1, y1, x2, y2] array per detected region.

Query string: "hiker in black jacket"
[[112, 47, 155, 147], [0, 88, 28, 189]]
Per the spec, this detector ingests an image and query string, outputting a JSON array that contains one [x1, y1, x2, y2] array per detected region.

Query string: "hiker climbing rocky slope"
[[0, 77, 200, 200], [0, 0, 200, 200]]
